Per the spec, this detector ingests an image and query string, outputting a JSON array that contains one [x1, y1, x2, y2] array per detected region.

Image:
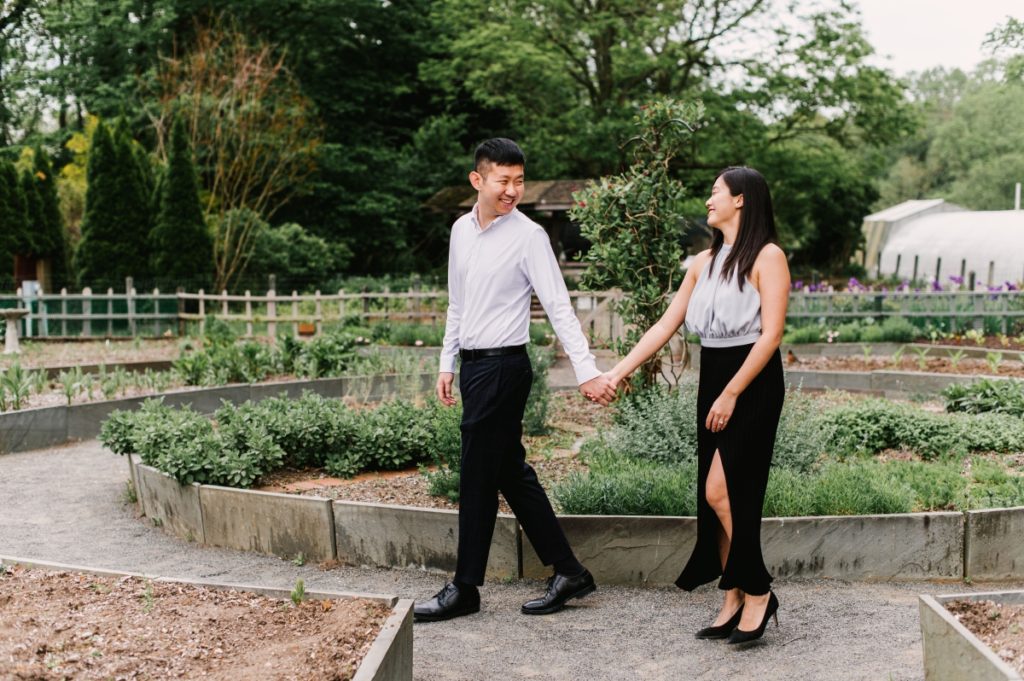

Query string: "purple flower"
[[949, 275, 963, 285], [1006, 281, 1018, 291], [793, 280, 804, 291], [932, 280, 943, 291]]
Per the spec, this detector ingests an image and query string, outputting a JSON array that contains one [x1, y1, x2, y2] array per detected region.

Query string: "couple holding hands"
[[415, 138, 790, 647]]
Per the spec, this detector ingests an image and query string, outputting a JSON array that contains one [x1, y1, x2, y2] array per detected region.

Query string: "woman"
[[605, 166, 790, 645]]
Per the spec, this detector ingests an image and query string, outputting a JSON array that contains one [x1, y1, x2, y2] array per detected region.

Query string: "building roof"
[[879, 210, 1024, 284], [864, 199, 956, 223], [425, 179, 595, 213]]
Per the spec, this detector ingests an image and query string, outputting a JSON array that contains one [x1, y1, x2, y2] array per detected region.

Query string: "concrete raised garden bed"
[[919, 590, 1024, 681], [0, 555, 413, 681], [130, 457, 1024, 585]]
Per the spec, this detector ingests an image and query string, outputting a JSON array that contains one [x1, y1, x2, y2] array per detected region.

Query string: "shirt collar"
[[471, 203, 517, 233]]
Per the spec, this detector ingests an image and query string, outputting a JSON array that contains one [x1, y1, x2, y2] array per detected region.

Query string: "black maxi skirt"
[[675, 343, 785, 596]]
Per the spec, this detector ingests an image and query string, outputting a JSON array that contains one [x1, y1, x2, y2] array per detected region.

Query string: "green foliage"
[[554, 452, 698, 517], [75, 120, 150, 288], [386, 324, 445, 347], [572, 99, 702, 388], [0, 159, 30, 287], [150, 117, 212, 287], [783, 317, 922, 344], [0, 363, 34, 410], [32, 147, 70, 288], [824, 399, 1024, 459], [523, 345, 553, 436], [100, 392, 462, 487], [242, 222, 352, 293], [944, 379, 1024, 417], [290, 578, 305, 606]]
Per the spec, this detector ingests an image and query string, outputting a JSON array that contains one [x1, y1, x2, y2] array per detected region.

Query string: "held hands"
[[436, 372, 457, 407], [579, 374, 617, 406], [705, 391, 737, 433]]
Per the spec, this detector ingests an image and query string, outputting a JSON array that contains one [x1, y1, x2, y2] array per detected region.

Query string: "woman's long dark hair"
[[708, 166, 778, 291]]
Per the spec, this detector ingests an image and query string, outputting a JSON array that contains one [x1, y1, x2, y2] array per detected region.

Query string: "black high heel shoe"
[[726, 592, 778, 645], [695, 605, 743, 639]]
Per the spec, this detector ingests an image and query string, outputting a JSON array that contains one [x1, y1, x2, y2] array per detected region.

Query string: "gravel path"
[[2, 440, 1016, 680]]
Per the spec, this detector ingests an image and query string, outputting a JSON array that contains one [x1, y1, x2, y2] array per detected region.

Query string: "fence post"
[[221, 289, 228, 319], [960, 259, 966, 287], [988, 261, 995, 288], [244, 290, 253, 337], [198, 289, 206, 336], [935, 257, 942, 284], [291, 291, 299, 337], [152, 288, 160, 336], [126, 277, 136, 337], [973, 291, 983, 332], [912, 255, 919, 284], [267, 285, 277, 340], [314, 290, 323, 336], [82, 287, 92, 337], [106, 287, 114, 336], [60, 288, 68, 337], [176, 287, 185, 336]]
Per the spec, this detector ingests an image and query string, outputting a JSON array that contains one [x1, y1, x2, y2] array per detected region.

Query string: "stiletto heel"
[[726, 592, 779, 645], [695, 605, 743, 639]]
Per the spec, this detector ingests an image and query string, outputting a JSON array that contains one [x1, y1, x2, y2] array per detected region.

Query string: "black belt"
[[459, 344, 527, 362]]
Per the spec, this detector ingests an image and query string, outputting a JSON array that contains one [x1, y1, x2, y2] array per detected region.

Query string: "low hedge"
[[100, 392, 462, 487]]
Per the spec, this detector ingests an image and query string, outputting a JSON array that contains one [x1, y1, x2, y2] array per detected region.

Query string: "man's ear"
[[469, 170, 483, 191]]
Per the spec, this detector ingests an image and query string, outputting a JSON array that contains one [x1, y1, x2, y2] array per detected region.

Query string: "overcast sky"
[[856, 0, 1021, 74]]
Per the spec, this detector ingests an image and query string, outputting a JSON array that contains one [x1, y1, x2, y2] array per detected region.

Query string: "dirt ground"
[[945, 599, 1024, 675], [0, 338, 180, 370], [790, 353, 1024, 378], [0, 565, 389, 681]]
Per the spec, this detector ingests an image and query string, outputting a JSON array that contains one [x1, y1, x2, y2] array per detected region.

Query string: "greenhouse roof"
[[864, 199, 951, 223], [879, 210, 1024, 284]]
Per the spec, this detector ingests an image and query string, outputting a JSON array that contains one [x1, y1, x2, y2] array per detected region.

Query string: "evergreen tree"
[[20, 170, 45, 255], [0, 160, 26, 288], [114, 119, 152, 279], [33, 147, 70, 290], [76, 120, 148, 288], [150, 117, 212, 287]]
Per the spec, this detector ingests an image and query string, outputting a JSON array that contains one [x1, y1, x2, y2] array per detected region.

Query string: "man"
[[414, 138, 616, 622]]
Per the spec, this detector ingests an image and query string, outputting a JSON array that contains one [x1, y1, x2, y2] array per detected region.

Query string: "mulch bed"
[[945, 598, 1024, 675], [0, 566, 389, 680], [928, 337, 1024, 352], [0, 339, 180, 371], [788, 354, 1024, 378]]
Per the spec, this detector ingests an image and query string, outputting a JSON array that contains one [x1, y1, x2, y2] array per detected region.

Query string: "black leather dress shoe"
[[521, 569, 597, 615], [413, 582, 480, 622]]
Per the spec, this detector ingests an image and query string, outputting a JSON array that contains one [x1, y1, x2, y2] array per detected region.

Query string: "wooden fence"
[[1, 282, 1022, 339]]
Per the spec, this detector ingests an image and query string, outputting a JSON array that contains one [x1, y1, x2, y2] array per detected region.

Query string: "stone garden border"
[[0, 554, 413, 681], [919, 590, 1024, 681], [0, 372, 438, 455], [131, 456, 1024, 585]]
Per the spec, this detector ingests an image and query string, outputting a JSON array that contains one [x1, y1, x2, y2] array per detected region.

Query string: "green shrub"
[[825, 399, 1024, 458], [834, 322, 862, 343], [944, 378, 1024, 417], [387, 324, 444, 347], [420, 401, 464, 501], [782, 325, 823, 344], [967, 458, 1024, 509], [554, 452, 697, 516], [879, 316, 919, 342], [529, 321, 555, 346], [524, 345, 554, 435]]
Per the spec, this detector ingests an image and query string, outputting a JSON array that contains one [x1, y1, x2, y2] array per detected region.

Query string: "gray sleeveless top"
[[684, 244, 762, 347]]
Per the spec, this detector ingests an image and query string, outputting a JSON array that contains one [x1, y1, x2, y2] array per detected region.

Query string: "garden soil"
[[5, 439, 1024, 680], [946, 599, 1024, 675], [0, 567, 388, 680]]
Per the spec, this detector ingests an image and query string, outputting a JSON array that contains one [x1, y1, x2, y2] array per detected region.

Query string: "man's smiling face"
[[470, 162, 524, 222]]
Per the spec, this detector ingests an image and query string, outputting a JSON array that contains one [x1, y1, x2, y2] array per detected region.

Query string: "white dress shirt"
[[440, 205, 601, 385]]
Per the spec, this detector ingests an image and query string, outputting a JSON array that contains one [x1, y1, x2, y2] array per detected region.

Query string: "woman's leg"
[[706, 450, 744, 625]]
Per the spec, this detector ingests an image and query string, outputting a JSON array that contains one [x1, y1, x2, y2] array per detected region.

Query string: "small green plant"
[[121, 480, 137, 505], [911, 346, 930, 370], [31, 368, 48, 395], [140, 581, 155, 613], [290, 578, 305, 606], [890, 345, 907, 368], [947, 349, 965, 371], [944, 378, 1024, 417], [0, 363, 33, 410], [57, 367, 84, 405], [965, 329, 986, 346], [292, 552, 306, 567], [860, 343, 873, 359], [986, 351, 1003, 374]]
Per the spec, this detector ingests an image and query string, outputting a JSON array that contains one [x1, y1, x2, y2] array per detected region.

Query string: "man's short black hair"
[[474, 138, 525, 172]]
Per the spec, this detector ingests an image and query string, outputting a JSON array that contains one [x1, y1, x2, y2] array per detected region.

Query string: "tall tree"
[[0, 158, 30, 287], [75, 120, 148, 288], [20, 168, 43, 253], [150, 117, 211, 287], [33, 145, 70, 289]]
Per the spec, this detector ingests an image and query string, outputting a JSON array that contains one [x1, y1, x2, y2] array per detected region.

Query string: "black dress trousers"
[[454, 352, 574, 585]]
